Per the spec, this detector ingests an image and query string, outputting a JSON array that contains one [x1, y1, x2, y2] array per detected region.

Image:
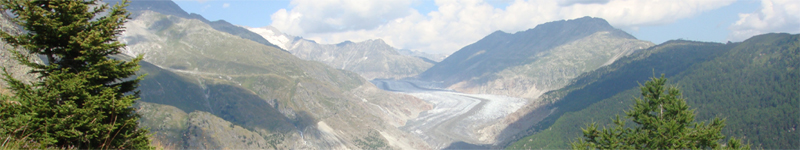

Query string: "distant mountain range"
[[418, 16, 654, 100], [246, 26, 436, 79]]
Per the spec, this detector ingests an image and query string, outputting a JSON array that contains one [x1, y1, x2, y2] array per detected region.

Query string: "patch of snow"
[[245, 26, 293, 50]]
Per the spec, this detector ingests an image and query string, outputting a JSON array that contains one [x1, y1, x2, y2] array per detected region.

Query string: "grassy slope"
[[507, 33, 799, 149], [134, 57, 297, 149]]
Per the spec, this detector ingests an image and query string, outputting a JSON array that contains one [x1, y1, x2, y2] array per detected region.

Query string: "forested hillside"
[[507, 33, 799, 149]]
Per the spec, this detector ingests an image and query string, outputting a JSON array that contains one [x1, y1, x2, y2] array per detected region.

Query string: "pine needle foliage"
[[0, 0, 151, 149], [571, 75, 749, 149]]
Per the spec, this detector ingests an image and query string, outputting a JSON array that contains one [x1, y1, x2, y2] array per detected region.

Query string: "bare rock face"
[[247, 26, 434, 80], [0, 12, 40, 95]]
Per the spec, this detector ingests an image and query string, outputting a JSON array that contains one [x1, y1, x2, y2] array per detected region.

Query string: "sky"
[[174, 0, 800, 55]]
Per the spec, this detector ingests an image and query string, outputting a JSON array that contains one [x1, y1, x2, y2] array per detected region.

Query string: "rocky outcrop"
[[0, 12, 40, 95]]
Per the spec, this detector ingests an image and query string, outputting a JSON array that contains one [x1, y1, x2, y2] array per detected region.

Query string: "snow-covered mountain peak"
[[244, 26, 294, 50]]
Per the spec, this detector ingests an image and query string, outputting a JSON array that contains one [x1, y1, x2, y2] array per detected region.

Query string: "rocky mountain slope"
[[133, 59, 431, 149], [123, 12, 430, 150], [0, 11, 39, 95], [108, 0, 280, 49], [418, 17, 654, 99], [110, 0, 434, 149], [507, 33, 799, 149], [247, 26, 434, 79]]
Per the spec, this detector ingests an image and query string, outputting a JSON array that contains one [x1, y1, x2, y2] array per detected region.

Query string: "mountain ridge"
[[109, 0, 282, 50], [417, 16, 653, 101], [419, 16, 637, 84], [246, 26, 435, 79]]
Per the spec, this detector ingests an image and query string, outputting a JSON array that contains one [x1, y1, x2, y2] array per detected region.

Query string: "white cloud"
[[557, 0, 610, 6], [222, 3, 230, 8], [728, 0, 800, 41], [271, 0, 736, 54], [271, 0, 414, 35]]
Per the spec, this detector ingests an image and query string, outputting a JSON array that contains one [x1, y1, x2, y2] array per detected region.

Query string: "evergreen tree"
[[0, 0, 151, 149], [571, 75, 749, 149]]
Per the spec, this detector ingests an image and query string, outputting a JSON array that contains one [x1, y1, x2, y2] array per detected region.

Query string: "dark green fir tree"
[[572, 75, 749, 149], [0, 0, 151, 149]]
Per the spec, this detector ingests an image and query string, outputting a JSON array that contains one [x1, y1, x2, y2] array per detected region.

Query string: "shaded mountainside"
[[134, 58, 430, 149], [134, 59, 296, 149], [115, 3, 432, 149], [507, 33, 799, 149], [417, 16, 654, 99], [247, 26, 434, 80]]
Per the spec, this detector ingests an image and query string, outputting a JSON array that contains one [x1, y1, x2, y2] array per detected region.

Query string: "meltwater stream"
[[371, 79, 527, 149]]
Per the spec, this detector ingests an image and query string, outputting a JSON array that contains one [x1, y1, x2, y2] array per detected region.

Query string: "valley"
[[0, 0, 796, 149], [372, 79, 528, 149]]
